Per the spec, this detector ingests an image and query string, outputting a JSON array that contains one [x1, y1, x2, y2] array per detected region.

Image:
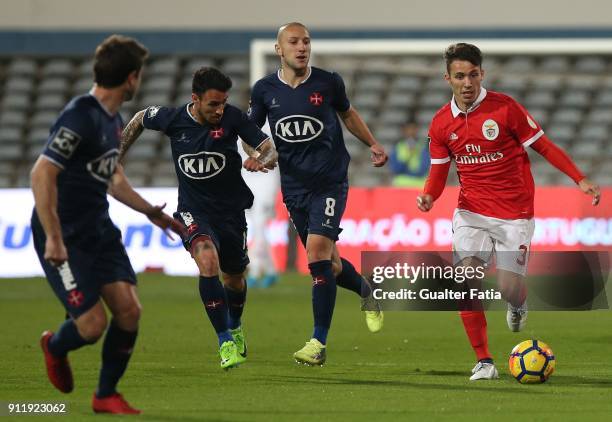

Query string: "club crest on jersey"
[[309, 92, 324, 106], [527, 115, 538, 129], [274, 115, 324, 143], [178, 151, 226, 179], [211, 127, 224, 139], [87, 149, 119, 183], [482, 119, 499, 141], [67, 290, 84, 307]]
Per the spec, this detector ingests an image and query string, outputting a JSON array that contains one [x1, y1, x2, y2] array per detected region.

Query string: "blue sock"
[[199, 276, 232, 346], [336, 258, 371, 298], [48, 318, 91, 357], [225, 282, 247, 330], [96, 320, 137, 398], [309, 260, 337, 345]]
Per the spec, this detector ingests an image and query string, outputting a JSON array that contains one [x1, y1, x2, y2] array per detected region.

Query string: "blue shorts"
[[283, 181, 348, 246], [31, 213, 137, 318], [174, 210, 249, 275]]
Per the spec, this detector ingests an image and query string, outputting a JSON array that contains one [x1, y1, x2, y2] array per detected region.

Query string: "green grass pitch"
[[1, 273, 611, 421]]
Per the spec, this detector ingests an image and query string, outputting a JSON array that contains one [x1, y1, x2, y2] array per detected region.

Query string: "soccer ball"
[[508, 339, 556, 384]]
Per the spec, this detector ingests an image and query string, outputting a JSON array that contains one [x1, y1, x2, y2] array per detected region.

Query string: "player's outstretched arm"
[[530, 135, 601, 205], [338, 106, 388, 167], [242, 138, 278, 172], [119, 109, 146, 162], [30, 157, 67, 266], [108, 164, 185, 239], [417, 161, 451, 212]]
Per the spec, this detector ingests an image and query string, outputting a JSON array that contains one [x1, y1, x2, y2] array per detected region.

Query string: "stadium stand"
[[0, 53, 610, 188]]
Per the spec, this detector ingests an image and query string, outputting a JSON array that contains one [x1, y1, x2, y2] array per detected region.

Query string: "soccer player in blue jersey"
[[248, 22, 388, 365], [32, 35, 183, 414], [119, 67, 277, 370]]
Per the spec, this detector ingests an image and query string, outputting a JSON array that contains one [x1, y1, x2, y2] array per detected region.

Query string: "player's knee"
[[306, 235, 334, 263], [197, 257, 219, 276], [114, 302, 142, 329], [306, 244, 333, 263], [224, 273, 245, 290], [193, 243, 219, 276], [76, 313, 108, 342]]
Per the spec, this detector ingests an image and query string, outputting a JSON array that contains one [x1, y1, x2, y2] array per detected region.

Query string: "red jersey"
[[428, 88, 544, 219]]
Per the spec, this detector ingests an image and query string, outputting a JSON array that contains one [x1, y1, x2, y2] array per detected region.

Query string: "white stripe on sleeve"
[[431, 157, 451, 164], [522, 130, 544, 148]]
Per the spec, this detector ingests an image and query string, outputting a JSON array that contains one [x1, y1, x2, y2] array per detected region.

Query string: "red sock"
[[459, 311, 491, 361]]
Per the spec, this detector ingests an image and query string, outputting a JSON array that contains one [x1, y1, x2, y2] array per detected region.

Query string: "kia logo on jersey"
[[274, 115, 324, 143], [87, 149, 119, 184], [178, 151, 226, 180]]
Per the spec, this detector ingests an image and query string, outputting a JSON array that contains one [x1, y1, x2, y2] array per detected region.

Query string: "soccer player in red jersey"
[[417, 43, 601, 380]]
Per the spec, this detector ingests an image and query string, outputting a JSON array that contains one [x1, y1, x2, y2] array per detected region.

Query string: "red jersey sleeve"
[[424, 121, 451, 199], [507, 98, 544, 147], [530, 135, 585, 183], [427, 122, 451, 165]]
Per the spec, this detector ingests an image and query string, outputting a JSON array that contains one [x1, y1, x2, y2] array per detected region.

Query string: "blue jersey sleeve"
[[232, 106, 269, 149], [142, 105, 175, 133], [41, 108, 93, 169], [330, 72, 351, 113], [247, 81, 267, 128]]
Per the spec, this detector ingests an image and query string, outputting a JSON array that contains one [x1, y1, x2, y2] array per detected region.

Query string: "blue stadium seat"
[[386, 91, 416, 108], [575, 56, 607, 73], [390, 76, 422, 92], [148, 57, 180, 77], [38, 78, 69, 94], [42, 59, 74, 77], [0, 111, 27, 128], [4, 77, 35, 94], [7, 58, 37, 77], [0, 127, 21, 144], [539, 56, 570, 72]]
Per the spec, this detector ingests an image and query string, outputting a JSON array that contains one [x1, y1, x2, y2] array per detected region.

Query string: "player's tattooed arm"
[[242, 138, 278, 172], [338, 106, 388, 167], [241, 140, 259, 159], [256, 138, 278, 169], [119, 109, 146, 162]]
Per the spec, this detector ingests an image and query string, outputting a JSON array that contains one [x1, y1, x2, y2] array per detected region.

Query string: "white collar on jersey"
[[277, 66, 312, 87], [451, 87, 488, 118], [88, 87, 114, 118], [186, 103, 200, 124]]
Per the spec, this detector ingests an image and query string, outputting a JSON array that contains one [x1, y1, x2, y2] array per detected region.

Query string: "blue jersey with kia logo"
[[143, 103, 268, 217], [35, 93, 123, 238], [248, 67, 351, 195]]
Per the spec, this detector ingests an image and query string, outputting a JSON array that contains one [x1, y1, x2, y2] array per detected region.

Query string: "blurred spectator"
[[389, 121, 430, 187]]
